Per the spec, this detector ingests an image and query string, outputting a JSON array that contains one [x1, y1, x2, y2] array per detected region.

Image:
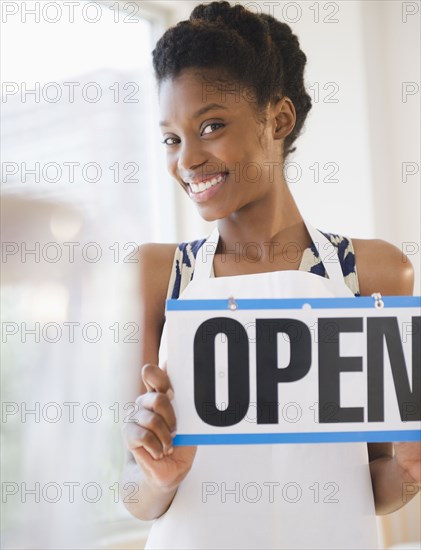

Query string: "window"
[[1, 1, 174, 547]]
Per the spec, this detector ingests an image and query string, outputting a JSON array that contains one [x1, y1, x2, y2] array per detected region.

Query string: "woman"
[[121, 2, 420, 548]]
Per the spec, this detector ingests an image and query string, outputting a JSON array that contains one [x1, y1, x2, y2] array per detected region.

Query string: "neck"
[[216, 180, 311, 261]]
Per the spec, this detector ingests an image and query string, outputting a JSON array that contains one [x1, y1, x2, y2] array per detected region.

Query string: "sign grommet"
[[371, 292, 384, 309], [228, 296, 238, 310]]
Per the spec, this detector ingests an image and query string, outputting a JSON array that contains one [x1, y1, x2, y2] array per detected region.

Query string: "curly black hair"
[[152, 1, 312, 159]]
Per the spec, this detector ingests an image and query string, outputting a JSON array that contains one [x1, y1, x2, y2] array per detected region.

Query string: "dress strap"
[[303, 220, 345, 283]]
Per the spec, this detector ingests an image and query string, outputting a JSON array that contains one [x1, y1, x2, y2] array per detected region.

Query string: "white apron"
[[146, 220, 379, 550]]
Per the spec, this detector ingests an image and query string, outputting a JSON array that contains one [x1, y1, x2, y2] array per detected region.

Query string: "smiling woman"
[[157, 70, 296, 217], [159, 97, 232, 202], [119, 2, 419, 550]]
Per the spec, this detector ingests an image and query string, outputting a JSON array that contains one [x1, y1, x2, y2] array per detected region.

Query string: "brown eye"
[[161, 136, 180, 146], [201, 122, 224, 136]]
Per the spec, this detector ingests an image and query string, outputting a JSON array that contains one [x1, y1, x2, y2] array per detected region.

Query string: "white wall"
[[360, 0, 420, 293], [155, 0, 420, 293]]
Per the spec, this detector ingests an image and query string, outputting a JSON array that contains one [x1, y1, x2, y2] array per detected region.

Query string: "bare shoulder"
[[351, 238, 414, 296], [135, 242, 179, 311], [133, 242, 179, 376], [135, 242, 179, 275]]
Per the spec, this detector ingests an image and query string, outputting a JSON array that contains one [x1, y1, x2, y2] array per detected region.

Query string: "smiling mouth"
[[184, 172, 228, 203], [185, 173, 228, 194]]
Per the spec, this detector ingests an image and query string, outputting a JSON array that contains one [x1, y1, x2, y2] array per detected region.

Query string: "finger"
[[134, 407, 174, 453], [138, 391, 177, 436], [142, 364, 174, 398], [131, 445, 163, 473], [122, 420, 164, 460]]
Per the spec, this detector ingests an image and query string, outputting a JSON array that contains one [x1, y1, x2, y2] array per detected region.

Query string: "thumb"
[[160, 360, 174, 400]]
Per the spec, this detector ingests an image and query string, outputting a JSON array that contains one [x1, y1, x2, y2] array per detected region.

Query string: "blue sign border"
[[167, 296, 421, 445], [173, 430, 421, 445], [166, 296, 420, 311]]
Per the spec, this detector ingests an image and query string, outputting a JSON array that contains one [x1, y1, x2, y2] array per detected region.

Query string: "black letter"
[[193, 317, 249, 427], [367, 316, 420, 422], [318, 318, 364, 423], [256, 319, 311, 424]]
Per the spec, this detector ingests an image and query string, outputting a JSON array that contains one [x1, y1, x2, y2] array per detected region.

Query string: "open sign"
[[165, 296, 421, 445]]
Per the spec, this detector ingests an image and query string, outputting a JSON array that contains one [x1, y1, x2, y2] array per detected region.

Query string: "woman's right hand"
[[122, 362, 197, 493]]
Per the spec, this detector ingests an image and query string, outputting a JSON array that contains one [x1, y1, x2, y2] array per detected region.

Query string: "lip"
[[184, 172, 227, 186], [186, 173, 228, 203]]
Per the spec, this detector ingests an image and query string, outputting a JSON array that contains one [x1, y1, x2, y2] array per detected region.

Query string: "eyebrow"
[[159, 103, 228, 127]]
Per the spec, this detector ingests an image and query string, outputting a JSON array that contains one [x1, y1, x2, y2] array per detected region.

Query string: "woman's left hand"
[[394, 442, 421, 485]]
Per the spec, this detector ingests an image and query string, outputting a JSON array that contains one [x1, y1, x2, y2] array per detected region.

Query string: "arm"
[[353, 238, 420, 515], [120, 450, 178, 521], [368, 442, 420, 515], [119, 243, 196, 521]]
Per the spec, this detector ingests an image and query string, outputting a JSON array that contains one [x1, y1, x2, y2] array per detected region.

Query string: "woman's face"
[[158, 69, 289, 221]]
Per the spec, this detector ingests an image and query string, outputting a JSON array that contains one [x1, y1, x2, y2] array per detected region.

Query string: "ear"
[[272, 96, 296, 140]]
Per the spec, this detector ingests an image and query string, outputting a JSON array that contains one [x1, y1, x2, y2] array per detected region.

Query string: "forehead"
[[158, 68, 257, 121]]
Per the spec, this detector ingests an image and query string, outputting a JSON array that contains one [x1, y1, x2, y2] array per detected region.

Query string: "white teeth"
[[190, 174, 225, 194]]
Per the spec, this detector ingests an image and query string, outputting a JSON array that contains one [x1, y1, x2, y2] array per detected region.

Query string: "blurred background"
[[1, 1, 419, 548]]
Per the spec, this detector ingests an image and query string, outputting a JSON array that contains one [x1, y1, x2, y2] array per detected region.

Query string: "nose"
[[176, 138, 208, 175]]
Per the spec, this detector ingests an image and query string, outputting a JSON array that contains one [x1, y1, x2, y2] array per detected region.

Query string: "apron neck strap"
[[194, 226, 219, 280], [193, 220, 344, 283]]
